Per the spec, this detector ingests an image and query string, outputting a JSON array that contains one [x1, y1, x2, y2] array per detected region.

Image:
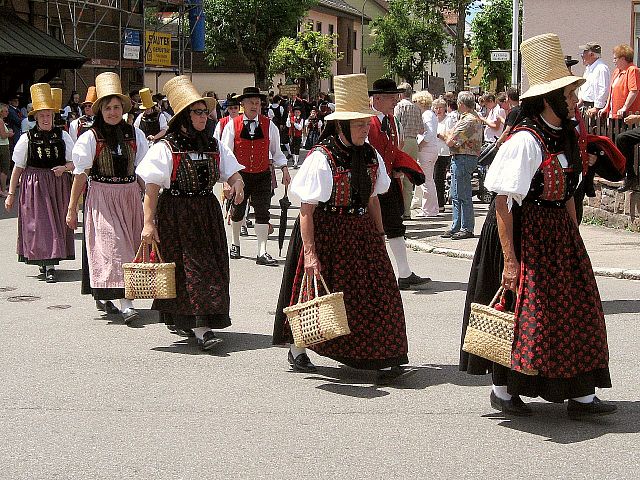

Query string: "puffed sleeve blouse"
[[72, 126, 149, 174]]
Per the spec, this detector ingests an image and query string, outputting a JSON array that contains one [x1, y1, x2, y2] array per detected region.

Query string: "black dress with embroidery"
[[459, 116, 611, 402], [273, 136, 409, 369], [152, 131, 231, 330]]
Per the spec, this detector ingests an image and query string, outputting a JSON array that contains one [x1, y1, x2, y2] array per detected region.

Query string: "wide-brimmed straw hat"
[[93, 72, 132, 114], [28, 83, 55, 117], [82, 86, 97, 106], [520, 33, 585, 100], [325, 74, 377, 121], [237, 86, 266, 101], [368, 78, 404, 96], [138, 88, 156, 110], [162, 75, 216, 125]]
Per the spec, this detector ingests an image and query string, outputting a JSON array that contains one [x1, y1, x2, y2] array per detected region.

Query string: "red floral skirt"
[[512, 202, 609, 378]]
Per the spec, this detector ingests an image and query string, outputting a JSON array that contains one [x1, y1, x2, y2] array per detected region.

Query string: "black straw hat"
[[368, 78, 404, 96], [238, 86, 266, 101]]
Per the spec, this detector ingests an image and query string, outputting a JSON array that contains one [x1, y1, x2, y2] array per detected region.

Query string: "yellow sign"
[[146, 31, 172, 66], [278, 84, 299, 98]]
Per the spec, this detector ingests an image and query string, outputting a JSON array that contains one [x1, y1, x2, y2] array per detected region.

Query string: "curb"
[[405, 239, 640, 281]]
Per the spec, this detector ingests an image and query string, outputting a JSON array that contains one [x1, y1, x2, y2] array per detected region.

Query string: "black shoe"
[[45, 270, 56, 283], [240, 225, 249, 236], [96, 300, 119, 314], [293, 163, 299, 170], [567, 397, 617, 420], [256, 252, 278, 266], [175, 328, 196, 337], [451, 229, 474, 240], [288, 350, 317, 372], [585, 182, 596, 197], [39, 266, 46, 275], [441, 229, 457, 238], [245, 218, 253, 228], [375, 366, 416, 385], [122, 308, 139, 325], [198, 330, 223, 351], [618, 176, 638, 192], [398, 272, 432, 290], [230, 244, 241, 259], [490, 391, 533, 416]]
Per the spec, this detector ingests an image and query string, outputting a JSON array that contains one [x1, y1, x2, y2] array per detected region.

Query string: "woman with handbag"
[[4, 83, 75, 283], [67, 72, 149, 323], [459, 33, 615, 419], [273, 74, 411, 383], [136, 76, 244, 351]]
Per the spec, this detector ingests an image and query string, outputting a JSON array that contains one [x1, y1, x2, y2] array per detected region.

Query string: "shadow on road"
[[484, 400, 640, 444], [93, 308, 159, 328], [301, 364, 491, 398], [408, 280, 468, 295], [602, 299, 640, 315], [151, 331, 273, 357]]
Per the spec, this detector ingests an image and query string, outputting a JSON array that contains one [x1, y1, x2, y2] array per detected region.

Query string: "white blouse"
[[417, 109, 438, 147], [436, 113, 458, 156], [136, 138, 243, 188], [72, 127, 149, 174], [290, 145, 391, 204], [12, 130, 75, 168], [484, 129, 570, 211]]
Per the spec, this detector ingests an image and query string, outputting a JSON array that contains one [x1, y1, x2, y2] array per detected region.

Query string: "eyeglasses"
[[190, 108, 209, 116]]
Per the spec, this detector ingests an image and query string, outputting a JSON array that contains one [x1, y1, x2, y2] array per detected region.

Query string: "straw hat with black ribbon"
[[92, 72, 132, 114], [325, 74, 377, 121], [82, 86, 97, 106], [520, 33, 585, 100], [162, 75, 216, 126], [27, 83, 55, 117], [138, 88, 156, 110]]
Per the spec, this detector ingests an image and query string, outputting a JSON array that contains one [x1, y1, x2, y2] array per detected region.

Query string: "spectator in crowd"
[[411, 90, 440, 217], [443, 91, 483, 240], [63, 91, 82, 121], [6, 94, 23, 151], [394, 82, 423, 218], [20, 103, 36, 133], [495, 88, 520, 146], [0, 103, 14, 196], [598, 44, 640, 120], [614, 113, 640, 192], [578, 42, 610, 115], [480, 93, 505, 143], [433, 98, 457, 212]]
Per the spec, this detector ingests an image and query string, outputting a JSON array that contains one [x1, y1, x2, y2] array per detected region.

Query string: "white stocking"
[[492, 385, 511, 401], [388, 236, 412, 278], [232, 221, 242, 246], [255, 223, 269, 256]]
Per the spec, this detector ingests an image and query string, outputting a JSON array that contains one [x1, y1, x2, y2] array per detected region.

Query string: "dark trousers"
[[230, 170, 272, 224], [379, 178, 406, 238], [614, 127, 640, 178], [434, 155, 451, 208]]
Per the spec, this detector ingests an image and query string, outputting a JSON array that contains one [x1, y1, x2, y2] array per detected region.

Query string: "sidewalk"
[[404, 202, 640, 280]]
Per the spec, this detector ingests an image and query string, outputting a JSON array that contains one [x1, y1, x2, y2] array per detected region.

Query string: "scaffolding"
[[41, 0, 194, 91]]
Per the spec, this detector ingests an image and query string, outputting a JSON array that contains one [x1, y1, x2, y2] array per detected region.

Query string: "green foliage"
[[203, 0, 316, 88], [367, 0, 448, 85], [470, 0, 520, 91], [268, 26, 343, 97]]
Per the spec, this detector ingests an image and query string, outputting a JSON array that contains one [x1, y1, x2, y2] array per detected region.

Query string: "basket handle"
[[296, 271, 331, 304], [489, 287, 505, 308], [133, 240, 165, 264]]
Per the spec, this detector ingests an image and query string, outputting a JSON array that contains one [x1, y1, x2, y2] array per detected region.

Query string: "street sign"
[[124, 29, 141, 46], [278, 84, 299, 97], [490, 50, 511, 62], [123, 45, 140, 60], [146, 31, 172, 67]]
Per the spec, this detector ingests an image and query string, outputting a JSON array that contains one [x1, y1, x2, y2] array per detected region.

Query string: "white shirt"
[[290, 144, 390, 204], [579, 58, 611, 108], [436, 113, 458, 156], [220, 114, 287, 167], [72, 127, 149, 174], [417, 109, 438, 147], [133, 111, 168, 133], [485, 125, 569, 211], [136, 138, 243, 189], [12, 130, 74, 168], [286, 115, 304, 131], [484, 104, 505, 142]]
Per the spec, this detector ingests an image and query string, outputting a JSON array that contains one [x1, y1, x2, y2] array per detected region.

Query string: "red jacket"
[[368, 115, 425, 185]]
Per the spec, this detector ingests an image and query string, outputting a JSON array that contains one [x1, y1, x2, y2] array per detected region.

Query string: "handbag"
[[463, 287, 538, 375], [283, 272, 350, 348], [123, 241, 177, 300]]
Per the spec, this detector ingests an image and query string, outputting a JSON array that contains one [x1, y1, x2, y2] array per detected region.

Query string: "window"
[[328, 24, 334, 36], [316, 21, 322, 32], [346, 28, 353, 66], [353, 30, 357, 50]]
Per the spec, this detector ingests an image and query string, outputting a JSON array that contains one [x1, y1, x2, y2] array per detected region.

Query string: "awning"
[[0, 11, 87, 98]]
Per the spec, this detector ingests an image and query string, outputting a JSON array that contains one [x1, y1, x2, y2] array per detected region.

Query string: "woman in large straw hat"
[[459, 33, 615, 419], [273, 74, 411, 382], [136, 75, 244, 350], [4, 83, 75, 283], [67, 72, 149, 323]]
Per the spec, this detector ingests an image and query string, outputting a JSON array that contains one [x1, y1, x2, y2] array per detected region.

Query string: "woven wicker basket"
[[463, 288, 538, 375], [283, 272, 350, 348], [123, 241, 176, 300]]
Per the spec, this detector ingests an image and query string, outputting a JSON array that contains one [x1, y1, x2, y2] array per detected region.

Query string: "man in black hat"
[[221, 86, 290, 266], [368, 78, 431, 290]]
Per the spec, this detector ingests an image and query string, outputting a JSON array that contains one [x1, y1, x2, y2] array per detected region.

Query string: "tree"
[[470, 0, 520, 92], [268, 26, 343, 99], [367, 0, 448, 86], [203, 0, 316, 89]]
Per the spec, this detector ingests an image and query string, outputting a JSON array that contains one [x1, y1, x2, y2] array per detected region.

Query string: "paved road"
[[0, 185, 639, 479]]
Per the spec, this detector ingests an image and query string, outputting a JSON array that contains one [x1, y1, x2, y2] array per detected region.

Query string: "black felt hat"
[[226, 93, 240, 107], [238, 86, 267, 101], [368, 78, 404, 96]]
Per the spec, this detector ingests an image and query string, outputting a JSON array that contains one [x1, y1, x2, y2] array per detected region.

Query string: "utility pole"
[[511, 0, 519, 87]]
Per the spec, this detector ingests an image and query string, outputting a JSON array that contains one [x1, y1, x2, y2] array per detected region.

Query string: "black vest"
[[139, 111, 161, 137], [27, 127, 66, 169]]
